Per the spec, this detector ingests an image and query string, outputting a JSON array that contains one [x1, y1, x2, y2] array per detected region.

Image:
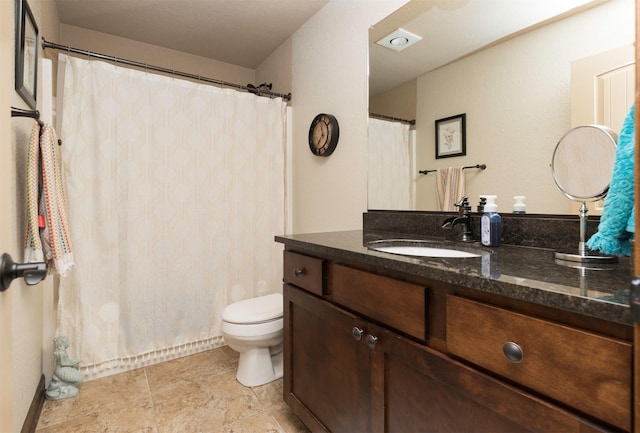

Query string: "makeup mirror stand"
[[554, 201, 617, 264], [551, 125, 619, 266]]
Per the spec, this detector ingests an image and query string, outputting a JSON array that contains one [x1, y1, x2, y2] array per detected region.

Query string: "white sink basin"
[[367, 239, 483, 258], [372, 245, 480, 258]]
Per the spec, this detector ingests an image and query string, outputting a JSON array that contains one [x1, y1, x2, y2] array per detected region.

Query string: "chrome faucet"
[[442, 196, 474, 242]]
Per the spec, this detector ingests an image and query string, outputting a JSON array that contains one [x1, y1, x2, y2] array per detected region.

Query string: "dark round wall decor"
[[308, 113, 339, 157]]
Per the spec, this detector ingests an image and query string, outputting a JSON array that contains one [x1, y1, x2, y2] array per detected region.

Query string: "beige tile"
[[252, 381, 309, 433], [35, 414, 103, 433], [251, 379, 288, 412], [214, 412, 285, 433], [35, 350, 310, 433], [219, 345, 239, 360], [77, 367, 151, 407], [146, 348, 236, 389], [36, 368, 153, 430], [154, 397, 229, 433], [37, 401, 158, 433], [273, 406, 311, 433], [36, 396, 78, 429], [153, 371, 265, 432]]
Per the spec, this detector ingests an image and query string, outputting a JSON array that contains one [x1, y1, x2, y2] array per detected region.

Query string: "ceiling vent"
[[375, 28, 422, 52]]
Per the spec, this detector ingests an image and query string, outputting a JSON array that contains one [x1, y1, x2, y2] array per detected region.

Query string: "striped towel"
[[24, 122, 75, 276], [436, 167, 465, 211]]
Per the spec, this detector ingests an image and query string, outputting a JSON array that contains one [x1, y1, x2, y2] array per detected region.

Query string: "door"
[[633, 1, 640, 430], [571, 43, 635, 214], [571, 44, 635, 131], [284, 284, 372, 433]]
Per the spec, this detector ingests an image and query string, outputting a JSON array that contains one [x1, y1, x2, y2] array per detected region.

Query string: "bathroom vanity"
[[276, 225, 632, 433]]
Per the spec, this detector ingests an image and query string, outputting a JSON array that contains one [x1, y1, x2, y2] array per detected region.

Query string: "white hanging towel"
[[436, 167, 465, 211]]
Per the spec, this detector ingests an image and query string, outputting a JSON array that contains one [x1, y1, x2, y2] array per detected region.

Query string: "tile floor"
[[35, 346, 310, 433]]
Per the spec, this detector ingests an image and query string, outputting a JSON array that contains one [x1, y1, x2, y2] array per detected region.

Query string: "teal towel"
[[586, 104, 635, 256]]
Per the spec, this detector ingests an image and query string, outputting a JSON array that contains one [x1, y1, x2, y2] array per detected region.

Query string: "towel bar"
[[419, 163, 486, 175], [11, 106, 62, 145], [11, 106, 43, 127]]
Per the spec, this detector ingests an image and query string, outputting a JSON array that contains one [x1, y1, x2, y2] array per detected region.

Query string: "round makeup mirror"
[[551, 125, 618, 263]]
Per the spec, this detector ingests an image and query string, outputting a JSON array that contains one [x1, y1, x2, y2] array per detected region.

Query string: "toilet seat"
[[222, 318, 283, 337], [221, 293, 283, 324]]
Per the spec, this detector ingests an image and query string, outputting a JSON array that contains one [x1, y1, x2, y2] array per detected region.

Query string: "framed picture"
[[435, 113, 466, 159], [15, 0, 38, 109]]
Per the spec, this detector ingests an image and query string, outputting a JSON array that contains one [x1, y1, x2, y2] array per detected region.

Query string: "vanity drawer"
[[328, 264, 428, 341], [446, 295, 631, 431], [283, 251, 324, 296]]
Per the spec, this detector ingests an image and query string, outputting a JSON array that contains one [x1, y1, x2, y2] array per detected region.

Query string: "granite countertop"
[[275, 230, 632, 326]]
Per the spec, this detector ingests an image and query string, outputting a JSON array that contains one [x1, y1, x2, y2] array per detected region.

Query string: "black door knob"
[[0, 253, 47, 291]]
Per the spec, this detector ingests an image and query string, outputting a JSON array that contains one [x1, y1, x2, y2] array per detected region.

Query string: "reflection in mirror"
[[368, 117, 415, 209], [551, 126, 617, 202], [368, 0, 634, 214], [551, 125, 618, 263]]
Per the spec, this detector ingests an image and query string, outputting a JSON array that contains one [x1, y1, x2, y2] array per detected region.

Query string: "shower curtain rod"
[[369, 112, 416, 125], [41, 38, 292, 101]]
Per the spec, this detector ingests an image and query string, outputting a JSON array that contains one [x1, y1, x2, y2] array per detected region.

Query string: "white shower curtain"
[[368, 118, 414, 209], [56, 54, 287, 378]]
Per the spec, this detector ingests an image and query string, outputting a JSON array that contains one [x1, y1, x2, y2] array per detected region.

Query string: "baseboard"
[[21, 374, 45, 433]]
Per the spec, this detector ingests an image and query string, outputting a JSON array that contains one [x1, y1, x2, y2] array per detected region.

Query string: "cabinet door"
[[284, 283, 372, 433], [382, 330, 607, 433]]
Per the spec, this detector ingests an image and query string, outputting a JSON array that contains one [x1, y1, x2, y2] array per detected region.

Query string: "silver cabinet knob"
[[352, 327, 364, 341], [366, 334, 378, 349], [502, 342, 523, 363], [293, 268, 305, 277]]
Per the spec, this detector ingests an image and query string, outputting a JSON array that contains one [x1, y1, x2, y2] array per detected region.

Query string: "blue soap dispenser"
[[481, 195, 501, 247]]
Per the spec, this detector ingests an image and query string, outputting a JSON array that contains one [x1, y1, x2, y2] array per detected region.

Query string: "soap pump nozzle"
[[482, 195, 498, 213], [513, 196, 526, 214]]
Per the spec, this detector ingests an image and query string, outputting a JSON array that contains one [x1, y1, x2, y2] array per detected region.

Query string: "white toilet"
[[221, 293, 284, 387]]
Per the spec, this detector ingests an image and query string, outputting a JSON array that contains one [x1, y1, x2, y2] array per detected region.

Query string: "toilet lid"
[[221, 293, 283, 324]]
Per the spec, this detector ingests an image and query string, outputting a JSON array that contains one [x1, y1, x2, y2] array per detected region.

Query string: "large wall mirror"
[[368, 0, 634, 214]]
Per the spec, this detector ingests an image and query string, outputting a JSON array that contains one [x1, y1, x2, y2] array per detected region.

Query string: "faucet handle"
[[455, 196, 469, 207], [455, 196, 472, 217], [455, 196, 470, 215]]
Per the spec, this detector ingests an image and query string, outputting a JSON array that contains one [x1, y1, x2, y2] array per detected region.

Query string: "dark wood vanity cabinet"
[[381, 328, 613, 433], [447, 296, 631, 431], [282, 250, 631, 433], [284, 283, 373, 432]]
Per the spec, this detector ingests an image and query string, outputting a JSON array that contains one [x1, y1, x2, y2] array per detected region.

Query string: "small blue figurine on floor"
[[46, 336, 83, 400]]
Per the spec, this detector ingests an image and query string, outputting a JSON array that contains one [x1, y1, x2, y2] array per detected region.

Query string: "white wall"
[[289, 0, 409, 234], [1, 0, 60, 430], [415, 0, 634, 214], [369, 78, 417, 122], [0, 2, 17, 429], [59, 24, 256, 88], [256, 37, 292, 99]]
